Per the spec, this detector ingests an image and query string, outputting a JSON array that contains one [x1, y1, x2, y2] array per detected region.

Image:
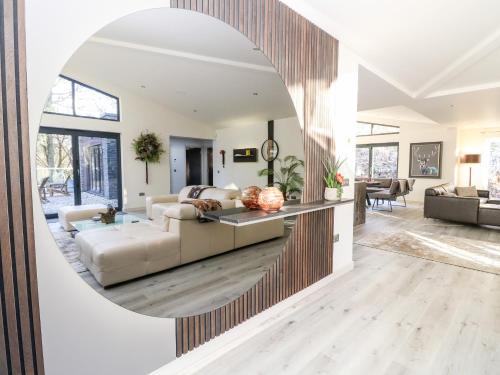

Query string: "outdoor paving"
[[41, 192, 118, 215]]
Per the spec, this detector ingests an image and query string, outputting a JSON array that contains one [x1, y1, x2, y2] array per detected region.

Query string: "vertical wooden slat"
[[172, 0, 338, 356], [175, 319, 183, 357], [0, 0, 45, 372]]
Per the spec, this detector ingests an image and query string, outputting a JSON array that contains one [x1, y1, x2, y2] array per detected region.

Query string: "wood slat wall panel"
[[172, 0, 338, 356], [0, 0, 45, 373]]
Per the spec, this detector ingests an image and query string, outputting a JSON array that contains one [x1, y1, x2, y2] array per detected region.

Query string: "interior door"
[[186, 147, 202, 185], [207, 147, 213, 186]]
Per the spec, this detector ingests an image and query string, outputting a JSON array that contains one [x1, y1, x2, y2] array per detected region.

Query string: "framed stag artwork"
[[409, 141, 443, 178]]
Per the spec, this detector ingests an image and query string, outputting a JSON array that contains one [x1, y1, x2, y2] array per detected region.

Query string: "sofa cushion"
[[178, 186, 240, 201], [164, 200, 236, 220], [374, 178, 392, 188], [200, 188, 240, 201], [151, 202, 178, 226], [389, 181, 400, 195], [478, 203, 500, 226], [165, 204, 198, 220], [76, 223, 180, 272], [442, 184, 456, 193], [456, 186, 479, 197]]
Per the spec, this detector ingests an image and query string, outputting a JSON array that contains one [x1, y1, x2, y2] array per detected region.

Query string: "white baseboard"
[[151, 264, 355, 375]]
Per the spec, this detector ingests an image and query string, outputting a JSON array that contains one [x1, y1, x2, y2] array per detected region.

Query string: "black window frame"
[[43, 75, 121, 122], [356, 142, 400, 180], [38, 126, 123, 219], [356, 121, 400, 137]]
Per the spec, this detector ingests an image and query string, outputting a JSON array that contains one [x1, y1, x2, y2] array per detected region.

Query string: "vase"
[[258, 187, 284, 212], [324, 187, 340, 201], [241, 186, 262, 209]]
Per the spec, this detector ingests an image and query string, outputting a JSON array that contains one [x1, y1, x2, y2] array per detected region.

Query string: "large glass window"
[[356, 122, 400, 137], [44, 75, 120, 121], [355, 143, 399, 179], [36, 127, 122, 218], [488, 140, 500, 199]]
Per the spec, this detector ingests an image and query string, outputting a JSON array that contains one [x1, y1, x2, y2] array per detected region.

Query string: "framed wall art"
[[409, 141, 443, 178]]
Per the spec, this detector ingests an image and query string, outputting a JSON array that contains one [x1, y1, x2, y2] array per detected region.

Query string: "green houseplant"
[[132, 131, 165, 184], [258, 155, 304, 200], [323, 156, 346, 200]]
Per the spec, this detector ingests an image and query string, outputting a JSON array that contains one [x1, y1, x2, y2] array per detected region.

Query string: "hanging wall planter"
[[132, 131, 165, 184]]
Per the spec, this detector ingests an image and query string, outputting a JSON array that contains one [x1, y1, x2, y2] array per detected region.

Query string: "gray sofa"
[[424, 183, 500, 226]]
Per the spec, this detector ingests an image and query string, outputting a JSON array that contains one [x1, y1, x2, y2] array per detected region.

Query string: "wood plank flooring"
[[196, 203, 500, 374], [66, 217, 295, 318]]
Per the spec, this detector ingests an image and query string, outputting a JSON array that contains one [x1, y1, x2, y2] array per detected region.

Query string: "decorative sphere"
[[258, 187, 284, 212], [241, 186, 262, 209]]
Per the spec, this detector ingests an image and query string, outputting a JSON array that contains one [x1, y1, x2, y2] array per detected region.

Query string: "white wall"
[[40, 76, 215, 210], [170, 137, 214, 193], [25, 1, 359, 374], [331, 44, 358, 276], [357, 124, 458, 201], [26, 2, 184, 375], [213, 117, 304, 190]]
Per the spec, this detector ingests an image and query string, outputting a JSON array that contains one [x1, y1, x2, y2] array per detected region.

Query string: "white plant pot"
[[324, 187, 339, 201]]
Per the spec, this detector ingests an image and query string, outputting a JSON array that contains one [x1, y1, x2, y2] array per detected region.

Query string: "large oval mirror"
[[36, 8, 303, 318]]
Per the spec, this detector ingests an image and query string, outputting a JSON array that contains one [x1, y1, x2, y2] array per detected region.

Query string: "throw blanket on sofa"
[[187, 186, 215, 199], [181, 199, 222, 222]]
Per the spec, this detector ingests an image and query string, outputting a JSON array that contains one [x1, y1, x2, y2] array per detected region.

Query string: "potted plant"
[[132, 131, 165, 184], [257, 155, 304, 201], [323, 156, 346, 200]]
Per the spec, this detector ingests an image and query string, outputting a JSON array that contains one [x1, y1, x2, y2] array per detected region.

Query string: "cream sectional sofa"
[[76, 186, 284, 287], [146, 185, 241, 220]]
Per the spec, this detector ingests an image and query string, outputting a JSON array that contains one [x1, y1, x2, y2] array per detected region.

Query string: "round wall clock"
[[261, 139, 279, 162]]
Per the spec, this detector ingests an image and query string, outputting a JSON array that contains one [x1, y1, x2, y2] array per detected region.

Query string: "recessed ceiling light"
[[193, 109, 198, 113], [450, 104, 455, 108], [253, 92, 259, 96], [140, 85, 146, 89]]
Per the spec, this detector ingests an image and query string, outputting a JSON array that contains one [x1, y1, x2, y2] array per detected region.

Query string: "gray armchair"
[[369, 180, 400, 211], [369, 178, 414, 211]]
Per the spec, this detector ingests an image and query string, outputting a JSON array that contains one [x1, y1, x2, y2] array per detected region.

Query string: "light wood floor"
[[197, 203, 500, 374], [78, 218, 295, 318]]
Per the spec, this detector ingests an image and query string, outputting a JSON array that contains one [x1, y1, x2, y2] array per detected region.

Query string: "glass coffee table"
[[70, 212, 149, 233]]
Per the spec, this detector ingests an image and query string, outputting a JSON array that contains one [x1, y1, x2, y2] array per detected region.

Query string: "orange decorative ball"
[[241, 186, 262, 209], [258, 187, 284, 212]]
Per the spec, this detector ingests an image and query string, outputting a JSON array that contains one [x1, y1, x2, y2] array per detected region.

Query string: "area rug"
[[356, 230, 500, 275], [47, 222, 88, 274]]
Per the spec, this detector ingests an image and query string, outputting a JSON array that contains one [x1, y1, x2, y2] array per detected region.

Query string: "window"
[[356, 122, 400, 137], [44, 75, 120, 121], [356, 143, 399, 179], [487, 140, 500, 199]]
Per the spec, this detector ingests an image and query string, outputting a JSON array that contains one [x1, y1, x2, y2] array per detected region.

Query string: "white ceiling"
[[62, 8, 295, 128], [289, 0, 500, 128]]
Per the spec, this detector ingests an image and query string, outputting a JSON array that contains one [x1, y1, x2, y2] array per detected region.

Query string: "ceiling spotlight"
[[253, 92, 259, 96]]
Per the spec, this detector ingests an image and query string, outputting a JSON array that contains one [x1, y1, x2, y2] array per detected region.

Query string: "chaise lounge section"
[[76, 187, 285, 287]]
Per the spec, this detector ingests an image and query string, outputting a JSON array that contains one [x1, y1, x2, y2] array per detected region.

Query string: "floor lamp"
[[461, 154, 481, 186]]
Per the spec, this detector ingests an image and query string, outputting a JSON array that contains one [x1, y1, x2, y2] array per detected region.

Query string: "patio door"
[[37, 127, 122, 218]]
